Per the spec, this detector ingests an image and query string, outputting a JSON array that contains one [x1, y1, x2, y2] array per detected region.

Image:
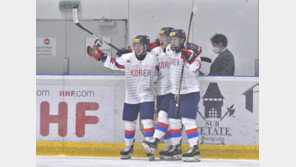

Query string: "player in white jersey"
[[143, 27, 175, 160], [168, 29, 201, 162], [142, 29, 202, 162], [87, 35, 158, 160]]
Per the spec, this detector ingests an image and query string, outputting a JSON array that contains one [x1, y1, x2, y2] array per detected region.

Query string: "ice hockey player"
[[142, 27, 175, 160], [142, 29, 202, 162], [86, 35, 158, 161]]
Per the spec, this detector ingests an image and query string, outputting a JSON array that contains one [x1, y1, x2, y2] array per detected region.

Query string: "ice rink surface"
[[37, 156, 259, 167]]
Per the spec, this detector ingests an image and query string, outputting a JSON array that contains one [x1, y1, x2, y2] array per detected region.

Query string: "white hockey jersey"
[[167, 48, 202, 95], [104, 52, 158, 104], [151, 46, 171, 96]]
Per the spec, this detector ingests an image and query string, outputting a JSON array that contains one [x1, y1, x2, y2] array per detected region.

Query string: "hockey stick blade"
[[72, 6, 95, 36], [192, 5, 197, 14], [200, 57, 212, 63], [72, 7, 79, 24], [72, 7, 120, 51], [186, 5, 197, 44], [72, 7, 93, 35]]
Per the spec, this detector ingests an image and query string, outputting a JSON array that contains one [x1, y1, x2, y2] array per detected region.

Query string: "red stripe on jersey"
[[117, 64, 125, 69], [125, 130, 135, 135], [144, 127, 155, 133], [186, 128, 198, 135], [112, 58, 116, 64], [197, 59, 202, 71], [170, 129, 182, 134], [157, 122, 168, 129], [165, 129, 171, 135]]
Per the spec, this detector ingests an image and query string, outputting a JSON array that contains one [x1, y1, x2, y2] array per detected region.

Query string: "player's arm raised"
[[87, 43, 128, 71], [103, 54, 128, 71], [86, 43, 108, 62], [180, 48, 201, 72]]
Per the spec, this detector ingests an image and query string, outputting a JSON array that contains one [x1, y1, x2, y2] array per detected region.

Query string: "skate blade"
[[120, 154, 132, 160], [183, 156, 201, 162], [142, 143, 155, 154], [162, 154, 182, 161], [162, 155, 172, 160], [148, 155, 155, 161], [172, 154, 182, 160]]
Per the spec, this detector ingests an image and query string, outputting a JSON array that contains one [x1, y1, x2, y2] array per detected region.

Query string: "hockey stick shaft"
[[175, 6, 197, 118], [72, 7, 120, 51]]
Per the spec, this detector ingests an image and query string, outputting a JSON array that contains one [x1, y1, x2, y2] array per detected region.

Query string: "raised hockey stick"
[[72, 6, 120, 51], [175, 5, 198, 118]]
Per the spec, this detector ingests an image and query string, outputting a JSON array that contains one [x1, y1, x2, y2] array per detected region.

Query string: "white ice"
[[37, 156, 259, 167]]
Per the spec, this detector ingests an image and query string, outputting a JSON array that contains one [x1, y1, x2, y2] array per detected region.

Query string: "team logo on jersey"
[[158, 61, 170, 69], [170, 58, 181, 66], [130, 69, 152, 77]]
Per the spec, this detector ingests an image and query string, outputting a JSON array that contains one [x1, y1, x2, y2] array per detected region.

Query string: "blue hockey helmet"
[[133, 35, 150, 49], [169, 29, 186, 43], [159, 27, 175, 37]]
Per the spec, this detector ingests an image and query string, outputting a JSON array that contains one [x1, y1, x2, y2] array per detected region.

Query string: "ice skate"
[[162, 144, 182, 161], [182, 144, 201, 162], [120, 140, 135, 160], [142, 138, 159, 155], [159, 145, 172, 160], [120, 145, 134, 159], [146, 152, 155, 161]]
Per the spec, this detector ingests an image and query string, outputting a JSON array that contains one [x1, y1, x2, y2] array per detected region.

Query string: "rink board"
[[36, 75, 259, 160], [36, 142, 259, 160]]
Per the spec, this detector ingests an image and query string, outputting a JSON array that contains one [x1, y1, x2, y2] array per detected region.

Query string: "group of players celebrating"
[[87, 27, 202, 162]]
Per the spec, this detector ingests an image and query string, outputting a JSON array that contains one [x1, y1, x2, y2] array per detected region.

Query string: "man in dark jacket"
[[209, 34, 235, 76]]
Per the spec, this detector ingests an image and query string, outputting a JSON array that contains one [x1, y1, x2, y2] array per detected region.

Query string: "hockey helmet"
[[133, 35, 150, 49], [159, 27, 175, 37], [169, 29, 186, 43]]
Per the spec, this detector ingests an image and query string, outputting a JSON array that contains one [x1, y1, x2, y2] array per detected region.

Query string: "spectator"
[[209, 34, 235, 76]]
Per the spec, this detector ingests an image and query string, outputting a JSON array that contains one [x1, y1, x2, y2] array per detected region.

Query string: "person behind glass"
[[209, 33, 235, 76]]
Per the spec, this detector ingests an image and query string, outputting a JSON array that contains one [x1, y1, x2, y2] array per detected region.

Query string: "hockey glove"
[[148, 39, 160, 51], [186, 42, 202, 55], [87, 45, 108, 62], [116, 46, 132, 57], [181, 49, 198, 64]]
